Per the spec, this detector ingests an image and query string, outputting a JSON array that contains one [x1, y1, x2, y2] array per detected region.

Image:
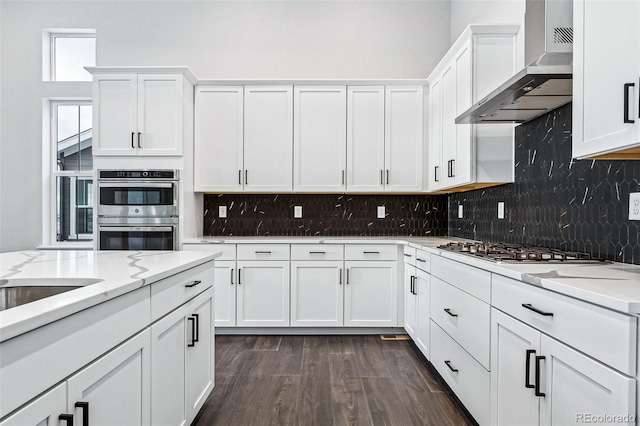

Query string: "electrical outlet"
[[294, 205, 303, 219], [458, 204, 464, 219], [497, 202, 505, 219], [630, 192, 640, 220], [218, 205, 227, 218], [377, 206, 386, 219]]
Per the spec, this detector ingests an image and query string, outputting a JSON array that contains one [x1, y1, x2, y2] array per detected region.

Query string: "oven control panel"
[[98, 170, 178, 179]]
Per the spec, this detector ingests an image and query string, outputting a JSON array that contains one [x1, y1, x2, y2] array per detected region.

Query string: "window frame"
[[45, 99, 94, 246], [43, 29, 96, 82]]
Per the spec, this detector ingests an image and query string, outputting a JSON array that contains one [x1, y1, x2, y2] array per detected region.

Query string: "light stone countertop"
[[184, 236, 640, 314], [0, 250, 219, 342]]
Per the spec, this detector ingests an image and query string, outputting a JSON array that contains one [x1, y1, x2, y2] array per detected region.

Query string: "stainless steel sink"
[[0, 278, 103, 311]]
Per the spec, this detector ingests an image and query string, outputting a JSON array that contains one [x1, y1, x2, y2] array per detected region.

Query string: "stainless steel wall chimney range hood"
[[456, 0, 573, 125]]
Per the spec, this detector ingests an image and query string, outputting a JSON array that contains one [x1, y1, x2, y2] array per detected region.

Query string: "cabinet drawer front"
[[431, 277, 490, 369], [415, 249, 430, 273], [236, 244, 290, 261], [291, 244, 344, 261], [403, 246, 417, 266], [430, 321, 490, 426], [183, 243, 235, 260], [344, 244, 397, 261], [151, 262, 214, 322], [431, 255, 490, 302], [492, 274, 637, 376]]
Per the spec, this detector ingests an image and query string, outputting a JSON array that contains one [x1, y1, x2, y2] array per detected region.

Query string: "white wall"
[[450, 0, 525, 44], [0, 0, 450, 252]]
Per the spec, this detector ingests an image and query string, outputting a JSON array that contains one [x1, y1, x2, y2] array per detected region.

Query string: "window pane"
[[57, 104, 93, 172], [54, 36, 95, 81], [56, 176, 93, 241]]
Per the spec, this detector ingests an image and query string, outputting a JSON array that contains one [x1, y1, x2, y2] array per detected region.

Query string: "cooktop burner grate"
[[437, 242, 607, 263]]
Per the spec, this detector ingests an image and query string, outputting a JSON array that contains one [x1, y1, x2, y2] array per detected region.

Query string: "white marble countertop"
[[184, 236, 640, 314], [0, 250, 219, 342]]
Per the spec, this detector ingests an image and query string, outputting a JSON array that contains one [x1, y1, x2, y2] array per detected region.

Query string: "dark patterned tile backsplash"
[[203, 194, 448, 237], [448, 103, 640, 265]]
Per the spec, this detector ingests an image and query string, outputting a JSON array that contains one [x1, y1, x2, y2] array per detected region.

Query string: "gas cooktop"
[[437, 242, 608, 264]]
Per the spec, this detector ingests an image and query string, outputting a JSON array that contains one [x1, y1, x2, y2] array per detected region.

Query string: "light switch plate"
[[294, 205, 303, 218], [377, 206, 386, 219], [458, 204, 463, 219], [630, 192, 640, 220], [218, 206, 227, 218], [497, 202, 505, 219]]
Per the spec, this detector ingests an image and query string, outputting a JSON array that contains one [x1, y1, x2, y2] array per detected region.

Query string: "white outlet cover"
[[498, 202, 505, 219], [218, 205, 227, 218], [458, 204, 463, 219], [294, 205, 303, 218], [377, 206, 386, 219], [630, 192, 640, 220]]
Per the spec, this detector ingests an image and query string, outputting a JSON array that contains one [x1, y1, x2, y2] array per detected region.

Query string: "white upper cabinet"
[[385, 86, 424, 192], [427, 25, 520, 192], [194, 86, 244, 192], [92, 72, 190, 156], [294, 86, 347, 192], [346, 86, 386, 192], [244, 86, 294, 192], [572, 0, 640, 159]]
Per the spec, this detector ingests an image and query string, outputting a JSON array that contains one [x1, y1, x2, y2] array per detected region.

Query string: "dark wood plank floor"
[[192, 335, 476, 426]]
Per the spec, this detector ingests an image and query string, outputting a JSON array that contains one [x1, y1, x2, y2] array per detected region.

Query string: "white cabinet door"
[[236, 260, 290, 327], [0, 383, 67, 426], [441, 64, 457, 189], [67, 329, 151, 426], [185, 290, 214, 424], [385, 86, 423, 192], [490, 309, 541, 426], [344, 261, 398, 327], [136, 74, 184, 156], [294, 86, 347, 192], [428, 78, 443, 190], [403, 263, 418, 338], [151, 304, 187, 426], [414, 268, 430, 358], [213, 260, 236, 327], [539, 335, 636, 426], [573, 0, 640, 158], [291, 261, 344, 327], [244, 86, 293, 192], [194, 86, 244, 192], [92, 74, 138, 156], [453, 44, 473, 186], [346, 86, 385, 192]]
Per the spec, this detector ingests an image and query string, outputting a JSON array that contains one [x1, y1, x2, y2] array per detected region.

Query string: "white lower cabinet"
[[404, 262, 419, 338], [1, 330, 151, 426], [151, 288, 214, 426], [291, 260, 344, 327], [213, 260, 237, 327], [236, 260, 290, 327], [491, 308, 636, 426], [414, 268, 430, 357], [344, 261, 398, 327]]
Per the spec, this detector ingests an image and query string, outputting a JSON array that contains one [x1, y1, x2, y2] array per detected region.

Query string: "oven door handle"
[[98, 226, 175, 232], [98, 182, 175, 189]]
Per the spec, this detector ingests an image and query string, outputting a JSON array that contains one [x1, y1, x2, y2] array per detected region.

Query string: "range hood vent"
[[456, 0, 573, 125]]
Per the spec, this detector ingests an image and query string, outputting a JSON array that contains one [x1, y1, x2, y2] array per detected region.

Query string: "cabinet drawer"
[[430, 321, 490, 426], [403, 246, 416, 266], [151, 262, 214, 322], [183, 243, 236, 260], [492, 274, 637, 376], [415, 249, 430, 273], [344, 244, 397, 261], [431, 255, 490, 302], [431, 277, 490, 369], [237, 244, 290, 261], [291, 244, 343, 261]]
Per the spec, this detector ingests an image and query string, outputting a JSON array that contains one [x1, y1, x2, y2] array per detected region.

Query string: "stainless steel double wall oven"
[[97, 170, 179, 250]]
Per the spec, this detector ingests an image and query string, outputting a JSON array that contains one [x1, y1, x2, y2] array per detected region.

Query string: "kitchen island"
[[0, 249, 219, 425]]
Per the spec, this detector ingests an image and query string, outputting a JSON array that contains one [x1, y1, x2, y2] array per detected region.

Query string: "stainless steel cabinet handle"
[[624, 82, 635, 123]]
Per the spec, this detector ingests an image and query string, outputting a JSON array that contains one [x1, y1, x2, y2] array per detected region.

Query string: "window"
[[51, 101, 93, 242], [44, 30, 96, 81]]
